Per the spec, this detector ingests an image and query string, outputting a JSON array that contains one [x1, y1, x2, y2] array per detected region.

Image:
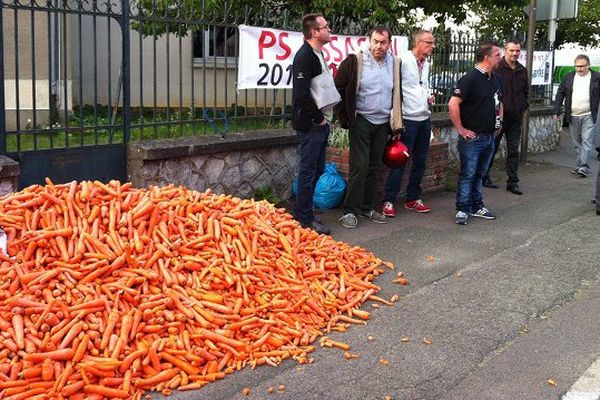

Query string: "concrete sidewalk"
[[162, 130, 600, 400]]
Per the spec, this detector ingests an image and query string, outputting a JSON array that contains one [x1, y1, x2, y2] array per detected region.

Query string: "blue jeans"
[[456, 133, 495, 213], [383, 118, 431, 203], [569, 114, 595, 174], [292, 123, 330, 226]]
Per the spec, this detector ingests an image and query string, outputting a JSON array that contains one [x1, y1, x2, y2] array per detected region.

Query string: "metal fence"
[[1, 1, 556, 156], [429, 29, 555, 114]]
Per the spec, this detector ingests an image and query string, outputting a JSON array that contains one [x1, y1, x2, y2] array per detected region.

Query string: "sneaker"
[[404, 199, 431, 213], [339, 213, 358, 229], [577, 167, 589, 177], [361, 210, 386, 224], [310, 220, 331, 235], [571, 168, 579, 175], [470, 207, 496, 220], [455, 211, 469, 225], [382, 201, 396, 217]]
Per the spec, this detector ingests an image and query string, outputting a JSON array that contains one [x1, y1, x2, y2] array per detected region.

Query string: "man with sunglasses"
[[553, 54, 600, 177]]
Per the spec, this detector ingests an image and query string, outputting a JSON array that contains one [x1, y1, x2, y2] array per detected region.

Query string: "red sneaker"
[[404, 199, 431, 213], [382, 201, 396, 217]]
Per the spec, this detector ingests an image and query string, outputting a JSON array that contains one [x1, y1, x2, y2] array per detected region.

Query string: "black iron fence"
[[1, 1, 556, 156], [429, 29, 555, 114]]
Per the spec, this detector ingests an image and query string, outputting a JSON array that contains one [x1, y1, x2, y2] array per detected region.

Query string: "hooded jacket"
[[334, 46, 403, 131]]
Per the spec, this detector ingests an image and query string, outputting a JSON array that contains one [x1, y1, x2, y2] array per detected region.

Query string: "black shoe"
[[597, 209, 600, 216], [483, 176, 499, 189], [310, 220, 331, 235], [506, 184, 523, 195]]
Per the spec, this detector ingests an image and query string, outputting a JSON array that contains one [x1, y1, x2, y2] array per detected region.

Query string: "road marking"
[[562, 357, 600, 400]]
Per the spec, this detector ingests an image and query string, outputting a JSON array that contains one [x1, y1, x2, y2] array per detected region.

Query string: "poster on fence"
[[516, 50, 553, 86], [237, 24, 408, 90]]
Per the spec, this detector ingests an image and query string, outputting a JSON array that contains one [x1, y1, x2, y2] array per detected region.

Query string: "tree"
[[132, 0, 519, 38], [468, 0, 600, 49]]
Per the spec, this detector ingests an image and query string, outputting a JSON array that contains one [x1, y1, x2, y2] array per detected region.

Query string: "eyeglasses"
[[421, 40, 435, 45], [315, 25, 330, 31], [575, 64, 589, 68]]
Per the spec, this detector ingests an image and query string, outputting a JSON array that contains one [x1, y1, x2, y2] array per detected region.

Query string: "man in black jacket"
[[483, 39, 529, 195], [291, 13, 333, 235], [553, 54, 600, 177]]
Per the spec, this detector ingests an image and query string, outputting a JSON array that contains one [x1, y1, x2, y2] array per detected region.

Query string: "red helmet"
[[382, 138, 410, 168]]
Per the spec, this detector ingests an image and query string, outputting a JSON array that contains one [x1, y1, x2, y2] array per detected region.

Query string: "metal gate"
[[0, 0, 132, 189]]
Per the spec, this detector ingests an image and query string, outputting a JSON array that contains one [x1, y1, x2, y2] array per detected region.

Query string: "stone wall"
[[128, 130, 300, 201], [432, 106, 559, 162], [0, 156, 20, 196]]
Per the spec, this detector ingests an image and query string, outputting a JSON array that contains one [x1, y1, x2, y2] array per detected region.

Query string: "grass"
[[7, 105, 291, 152]]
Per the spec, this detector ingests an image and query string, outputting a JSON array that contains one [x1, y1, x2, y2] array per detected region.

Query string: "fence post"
[[121, 0, 131, 143], [0, 5, 6, 155]]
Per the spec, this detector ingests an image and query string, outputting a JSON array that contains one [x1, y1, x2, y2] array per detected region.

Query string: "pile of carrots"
[[0, 180, 391, 399]]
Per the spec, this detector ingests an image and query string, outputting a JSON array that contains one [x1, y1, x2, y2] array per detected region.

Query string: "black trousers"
[[486, 117, 522, 185]]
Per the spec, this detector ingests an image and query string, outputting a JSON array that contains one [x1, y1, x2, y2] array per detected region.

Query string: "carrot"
[[24, 348, 74, 362], [83, 384, 129, 398], [158, 352, 200, 375], [0, 181, 391, 400], [134, 368, 178, 388], [11, 314, 24, 350]]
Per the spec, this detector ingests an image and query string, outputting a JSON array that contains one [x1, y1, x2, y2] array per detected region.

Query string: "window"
[[193, 26, 237, 63]]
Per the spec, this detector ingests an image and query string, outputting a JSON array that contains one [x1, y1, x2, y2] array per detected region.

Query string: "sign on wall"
[[518, 50, 553, 86], [237, 24, 408, 89]]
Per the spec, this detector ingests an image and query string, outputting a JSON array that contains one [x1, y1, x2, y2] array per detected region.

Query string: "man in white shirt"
[[553, 54, 600, 177], [381, 29, 436, 217]]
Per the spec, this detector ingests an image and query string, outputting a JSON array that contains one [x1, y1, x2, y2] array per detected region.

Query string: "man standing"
[[291, 13, 334, 235], [334, 26, 403, 228], [381, 29, 435, 217], [448, 42, 503, 225], [483, 39, 529, 195], [553, 54, 600, 177]]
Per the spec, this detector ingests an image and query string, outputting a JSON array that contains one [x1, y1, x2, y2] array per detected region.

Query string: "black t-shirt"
[[452, 68, 503, 133]]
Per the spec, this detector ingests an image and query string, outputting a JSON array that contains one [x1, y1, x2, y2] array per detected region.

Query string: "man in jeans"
[[291, 13, 334, 235], [334, 26, 403, 228], [482, 39, 529, 195], [382, 29, 436, 217], [553, 54, 600, 177], [448, 42, 503, 225]]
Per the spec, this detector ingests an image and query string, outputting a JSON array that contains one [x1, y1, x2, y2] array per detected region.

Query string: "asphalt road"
[[156, 132, 600, 400]]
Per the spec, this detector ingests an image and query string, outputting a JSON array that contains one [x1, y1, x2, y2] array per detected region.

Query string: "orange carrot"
[[83, 384, 129, 398]]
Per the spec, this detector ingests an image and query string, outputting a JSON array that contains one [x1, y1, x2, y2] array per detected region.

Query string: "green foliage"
[[253, 186, 280, 204], [468, 0, 600, 49], [131, 0, 600, 49], [328, 126, 349, 148]]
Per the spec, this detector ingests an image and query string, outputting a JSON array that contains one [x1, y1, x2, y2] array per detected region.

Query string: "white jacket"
[[401, 51, 431, 122]]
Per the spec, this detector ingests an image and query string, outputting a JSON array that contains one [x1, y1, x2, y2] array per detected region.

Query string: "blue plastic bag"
[[292, 163, 347, 210]]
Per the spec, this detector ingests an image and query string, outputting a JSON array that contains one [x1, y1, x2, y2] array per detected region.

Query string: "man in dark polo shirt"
[[448, 42, 503, 225]]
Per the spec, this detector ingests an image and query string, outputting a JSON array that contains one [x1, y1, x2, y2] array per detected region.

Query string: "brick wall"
[[326, 141, 448, 201]]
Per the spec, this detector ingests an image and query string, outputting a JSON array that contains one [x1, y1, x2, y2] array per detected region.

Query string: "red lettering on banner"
[[357, 37, 367, 47], [329, 63, 338, 77], [328, 36, 343, 62], [322, 46, 331, 62], [344, 37, 356, 55], [258, 30, 277, 59], [277, 32, 291, 60]]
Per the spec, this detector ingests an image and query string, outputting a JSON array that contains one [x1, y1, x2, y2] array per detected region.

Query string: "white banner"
[[517, 50, 553, 86], [237, 24, 408, 89]]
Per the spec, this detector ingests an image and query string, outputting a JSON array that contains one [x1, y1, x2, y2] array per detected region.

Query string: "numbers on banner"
[[257, 63, 293, 86]]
